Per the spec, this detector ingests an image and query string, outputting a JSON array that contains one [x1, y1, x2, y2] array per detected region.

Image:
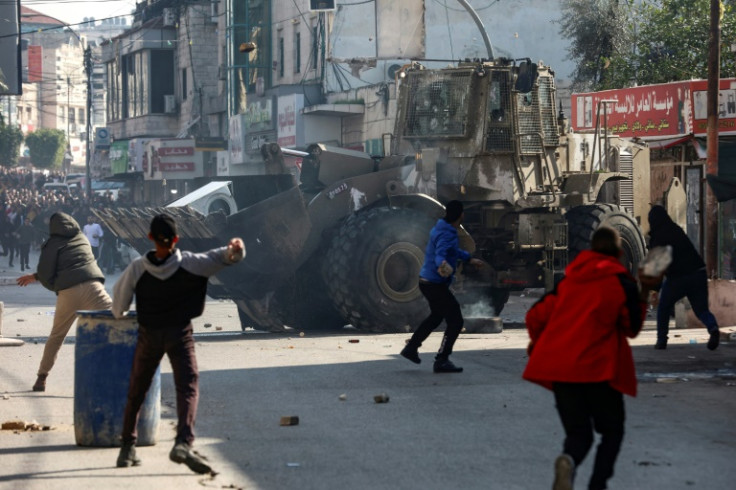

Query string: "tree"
[[561, 0, 736, 90], [0, 122, 24, 168], [558, 0, 634, 91], [625, 0, 736, 87], [25, 129, 67, 169]]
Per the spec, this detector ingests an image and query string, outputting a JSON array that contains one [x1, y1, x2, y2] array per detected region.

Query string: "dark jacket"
[[648, 205, 704, 278], [112, 246, 245, 328], [36, 212, 105, 292], [16, 223, 36, 245], [523, 250, 646, 397], [419, 219, 472, 284]]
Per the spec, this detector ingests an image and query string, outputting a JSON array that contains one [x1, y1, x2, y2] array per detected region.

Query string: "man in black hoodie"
[[648, 205, 720, 350], [17, 212, 112, 391]]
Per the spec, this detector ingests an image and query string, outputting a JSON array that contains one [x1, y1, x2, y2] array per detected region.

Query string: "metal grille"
[[544, 221, 568, 290], [515, 76, 559, 154], [516, 89, 542, 154], [538, 77, 559, 147], [617, 150, 634, 214], [485, 71, 513, 152], [403, 71, 472, 137]]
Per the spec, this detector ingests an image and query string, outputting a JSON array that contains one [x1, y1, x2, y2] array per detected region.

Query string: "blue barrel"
[[74, 310, 160, 447]]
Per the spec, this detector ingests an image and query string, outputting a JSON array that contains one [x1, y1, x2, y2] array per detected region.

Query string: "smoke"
[[462, 300, 495, 319]]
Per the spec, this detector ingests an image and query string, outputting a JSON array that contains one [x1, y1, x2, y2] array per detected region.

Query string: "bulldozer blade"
[[212, 186, 312, 298], [95, 186, 311, 301], [93, 207, 225, 256]]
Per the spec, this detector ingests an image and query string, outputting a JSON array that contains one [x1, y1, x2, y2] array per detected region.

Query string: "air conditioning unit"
[[163, 8, 176, 27], [164, 94, 177, 114], [386, 63, 402, 79]]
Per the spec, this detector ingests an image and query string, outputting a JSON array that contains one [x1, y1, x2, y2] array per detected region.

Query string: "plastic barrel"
[[74, 310, 160, 447]]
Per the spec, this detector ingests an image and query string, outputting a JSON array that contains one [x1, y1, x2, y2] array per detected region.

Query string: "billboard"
[[142, 139, 204, 181], [571, 79, 736, 139], [0, 1, 21, 95], [690, 80, 736, 135], [277, 94, 304, 148], [572, 81, 692, 139]]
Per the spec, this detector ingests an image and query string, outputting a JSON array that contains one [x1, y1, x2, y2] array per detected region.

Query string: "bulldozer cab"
[[392, 59, 560, 207]]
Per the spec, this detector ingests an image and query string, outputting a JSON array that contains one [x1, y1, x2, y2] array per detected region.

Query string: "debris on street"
[[374, 393, 390, 403], [280, 416, 299, 426]]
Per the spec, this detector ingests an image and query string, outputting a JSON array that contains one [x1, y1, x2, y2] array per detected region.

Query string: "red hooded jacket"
[[523, 250, 647, 397]]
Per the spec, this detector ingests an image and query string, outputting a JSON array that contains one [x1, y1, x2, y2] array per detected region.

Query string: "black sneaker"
[[400, 346, 421, 364], [433, 359, 463, 373], [653, 341, 667, 350], [32, 374, 47, 392], [116, 442, 141, 467], [169, 442, 213, 474], [553, 453, 575, 490], [707, 329, 720, 351]]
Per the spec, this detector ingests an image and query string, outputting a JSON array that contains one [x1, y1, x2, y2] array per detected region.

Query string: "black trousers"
[[553, 382, 625, 490], [407, 281, 463, 360], [122, 323, 199, 446], [18, 244, 30, 269]]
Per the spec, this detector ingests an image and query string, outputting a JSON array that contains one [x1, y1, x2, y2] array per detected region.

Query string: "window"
[[69, 108, 76, 124], [294, 31, 301, 74], [182, 68, 187, 100], [106, 49, 173, 120], [150, 50, 174, 113], [279, 37, 284, 78], [79, 108, 85, 125], [228, 0, 272, 113]]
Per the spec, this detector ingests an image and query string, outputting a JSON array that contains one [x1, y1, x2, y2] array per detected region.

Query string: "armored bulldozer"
[[97, 58, 649, 333]]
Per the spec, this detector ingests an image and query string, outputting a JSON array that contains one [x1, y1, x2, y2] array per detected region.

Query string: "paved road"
[[1, 264, 735, 490]]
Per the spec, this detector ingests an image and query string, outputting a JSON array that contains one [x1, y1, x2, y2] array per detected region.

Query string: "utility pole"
[[84, 46, 92, 200], [67, 76, 71, 144], [705, 0, 721, 277]]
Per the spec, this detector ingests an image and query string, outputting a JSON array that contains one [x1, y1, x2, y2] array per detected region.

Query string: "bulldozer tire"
[[566, 203, 646, 274], [323, 207, 435, 333], [278, 259, 347, 331]]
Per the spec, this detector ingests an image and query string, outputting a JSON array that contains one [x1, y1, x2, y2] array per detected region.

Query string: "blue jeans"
[[656, 268, 719, 343]]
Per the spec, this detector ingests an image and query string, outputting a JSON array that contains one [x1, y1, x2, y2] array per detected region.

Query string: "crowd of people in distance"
[[0, 166, 131, 273]]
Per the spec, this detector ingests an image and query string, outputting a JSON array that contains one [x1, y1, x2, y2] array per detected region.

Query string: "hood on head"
[[648, 205, 672, 231], [49, 212, 81, 237]]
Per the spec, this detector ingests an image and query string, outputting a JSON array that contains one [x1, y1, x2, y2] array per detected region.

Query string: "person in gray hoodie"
[[112, 213, 245, 475], [17, 212, 112, 392]]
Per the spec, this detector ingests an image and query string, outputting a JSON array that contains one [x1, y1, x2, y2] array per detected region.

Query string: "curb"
[[0, 337, 25, 346]]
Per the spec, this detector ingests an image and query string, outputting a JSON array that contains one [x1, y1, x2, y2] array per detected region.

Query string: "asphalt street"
[[0, 252, 735, 490]]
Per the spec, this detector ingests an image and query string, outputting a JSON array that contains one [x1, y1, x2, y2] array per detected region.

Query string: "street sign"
[[95, 127, 110, 149]]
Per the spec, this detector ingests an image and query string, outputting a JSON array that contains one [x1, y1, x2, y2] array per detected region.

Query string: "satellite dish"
[[387, 64, 402, 79]]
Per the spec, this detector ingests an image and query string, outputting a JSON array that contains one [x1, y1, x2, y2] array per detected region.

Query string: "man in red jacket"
[[523, 226, 658, 490]]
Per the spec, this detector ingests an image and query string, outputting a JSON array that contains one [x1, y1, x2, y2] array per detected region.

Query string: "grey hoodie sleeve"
[[112, 259, 146, 318], [181, 244, 245, 278]]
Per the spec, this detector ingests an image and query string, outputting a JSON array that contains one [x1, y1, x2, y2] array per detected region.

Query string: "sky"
[[24, 0, 136, 26]]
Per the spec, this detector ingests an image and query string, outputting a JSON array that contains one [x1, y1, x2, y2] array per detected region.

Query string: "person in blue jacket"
[[400, 200, 483, 373]]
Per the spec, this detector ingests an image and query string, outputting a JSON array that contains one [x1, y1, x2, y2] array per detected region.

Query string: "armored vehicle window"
[[486, 71, 513, 152], [403, 71, 472, 137]]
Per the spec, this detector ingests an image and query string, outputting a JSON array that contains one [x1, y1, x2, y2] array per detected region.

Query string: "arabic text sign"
[[572, 82, 691, 138]]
